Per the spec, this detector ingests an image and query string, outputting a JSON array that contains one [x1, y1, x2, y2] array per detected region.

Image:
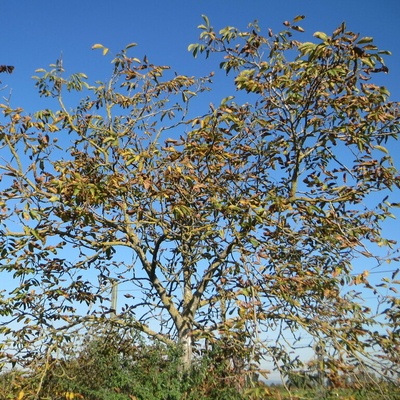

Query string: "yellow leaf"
[[92, 43, 109, 56], [373, 145, 389, 154], [292, 25, 305, 32], [313, 31, 329, 41], [293, 15, 305, 22]]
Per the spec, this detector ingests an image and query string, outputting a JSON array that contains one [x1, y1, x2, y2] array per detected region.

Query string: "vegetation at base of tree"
[[1, 331, 400, 400], [0, 14, 399, 399], [1, 327, 399, 400], [0, 325, 256, 400]]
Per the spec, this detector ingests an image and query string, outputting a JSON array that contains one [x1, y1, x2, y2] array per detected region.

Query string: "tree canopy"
[[0, 15, 399, 393]]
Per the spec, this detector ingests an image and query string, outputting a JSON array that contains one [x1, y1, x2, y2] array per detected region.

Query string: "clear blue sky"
[[1, 0, 399, 381]]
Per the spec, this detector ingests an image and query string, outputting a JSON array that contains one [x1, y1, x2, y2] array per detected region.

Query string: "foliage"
[[1, 326, 253, 400], [39, 327, 185, 400], [0, 14, 399, 398]]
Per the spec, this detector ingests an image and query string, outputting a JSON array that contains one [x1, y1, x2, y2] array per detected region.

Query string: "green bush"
[[0, 328, 266, 400], [40, 333, 185, 400]]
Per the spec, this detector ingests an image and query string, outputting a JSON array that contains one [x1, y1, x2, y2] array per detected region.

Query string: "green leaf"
[[360, 57, 375, 68], [188, 43, 204, 58], [249, 238, 260, 247], [378, 50, 392, 55], [298, 42, 315, 55], [92, 43, 109, 56], [379, 86, 390, 97], [313, 31, 329, 41], [201, 14, 210, 29], [357, 37, 374, 44], [373, 145, 389, 154], [188, 43, 197, 53], [220, 96, 234, 105]]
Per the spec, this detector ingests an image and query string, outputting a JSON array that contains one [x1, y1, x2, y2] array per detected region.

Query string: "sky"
[[1, 1, 400, 106], [1, 0, 400, 382]]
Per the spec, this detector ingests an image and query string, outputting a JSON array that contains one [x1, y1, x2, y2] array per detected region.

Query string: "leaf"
[[201, 14, 210, 29], [313, 31, 329, 41], [360, 57, 375, 68], [249, 238, 260, 247], [379, 86, 390, 97], [293, 15, 305, 22], [92, 43, 109, 56], [125, 42, 137, 49], [373, 145, 389, 154], [220, 96, 234, 105], [357, 37, 374, 44], [188, 43, 204, 58], [378, 50, 392, 55], [333, 22, 346, 37], [292, 25, 304, 33], [362, 45, 378, 51]]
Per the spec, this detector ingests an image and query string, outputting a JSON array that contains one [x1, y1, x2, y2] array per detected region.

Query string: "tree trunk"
[[178, 326, 192, 371]]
